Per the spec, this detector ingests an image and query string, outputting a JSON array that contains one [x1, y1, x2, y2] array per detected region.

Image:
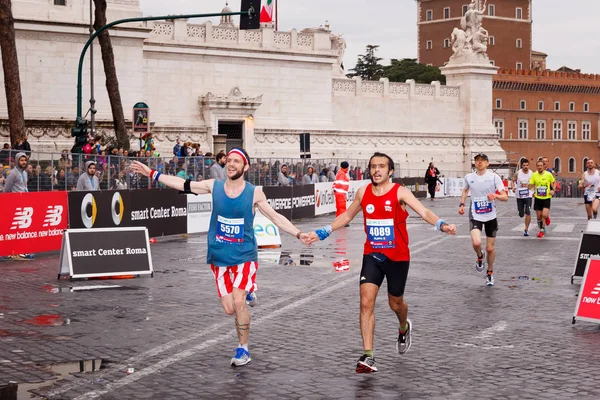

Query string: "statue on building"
[[330, 33, 346, 77], [218, 2, 235, 28], [449, 0, 490, 64]]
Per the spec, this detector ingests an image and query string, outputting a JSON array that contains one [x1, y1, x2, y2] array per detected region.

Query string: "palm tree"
[[0, 0, 25, 146], [93, 0, 129, 149]]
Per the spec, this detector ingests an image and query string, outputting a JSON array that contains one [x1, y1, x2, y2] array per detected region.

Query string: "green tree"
[[347, 45, 384, 81], [383, 58, 446, 85]]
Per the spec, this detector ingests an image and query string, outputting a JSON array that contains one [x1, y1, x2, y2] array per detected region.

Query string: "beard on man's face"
[[229, 168, 244, 181]]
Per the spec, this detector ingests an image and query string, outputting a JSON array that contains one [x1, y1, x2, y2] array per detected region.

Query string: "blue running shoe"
[[246, 291, 257, 307], [230, 347, 251, 367], [523, 230, 529, 237]]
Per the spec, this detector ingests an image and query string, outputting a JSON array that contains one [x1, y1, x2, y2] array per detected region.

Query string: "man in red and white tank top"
[[333, 161, 350, 219], [307, 152, 456, 374]]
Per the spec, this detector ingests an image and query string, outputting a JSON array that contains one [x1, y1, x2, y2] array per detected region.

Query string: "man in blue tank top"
[[131, 148, 309, 367]]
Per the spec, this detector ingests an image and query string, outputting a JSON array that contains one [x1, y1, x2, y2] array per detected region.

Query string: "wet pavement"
[[1, 197, 600, 399]]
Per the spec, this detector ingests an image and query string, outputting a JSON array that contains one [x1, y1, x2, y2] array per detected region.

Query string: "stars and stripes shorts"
[[210, 261, 258, 298]]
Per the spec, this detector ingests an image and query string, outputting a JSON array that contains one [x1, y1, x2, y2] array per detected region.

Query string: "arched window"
[[583, 157, 589, 172], [568, 158, 576, 173], [554, 157, 561, 173]]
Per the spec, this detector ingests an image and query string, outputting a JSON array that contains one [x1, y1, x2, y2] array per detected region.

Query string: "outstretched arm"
[[254, 189, 304, 239], [306, 187, 364, 244], [130, 160, 214, 194], [400, 187, 456, 234]]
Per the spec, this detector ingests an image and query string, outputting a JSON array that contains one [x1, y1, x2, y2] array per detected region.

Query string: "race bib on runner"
[[216, 215, 244, 245], [366, 219, 395, 249], [518, 188, 530, 198], [536, 186, 548, 197], [473, 197, 492, 214]]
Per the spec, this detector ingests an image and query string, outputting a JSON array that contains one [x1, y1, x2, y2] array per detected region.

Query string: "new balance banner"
[[573, 258, 600, 325], [68, 189, 187, 237], [262, 185, 316, 220], [0, 191, 68, 257], [59, 227, 153, 279]]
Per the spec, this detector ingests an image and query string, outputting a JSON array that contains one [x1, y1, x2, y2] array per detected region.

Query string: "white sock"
[[240, 343, 248, 351]]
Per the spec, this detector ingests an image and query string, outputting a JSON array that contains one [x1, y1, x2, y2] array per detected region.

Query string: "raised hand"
[[130, 160, 151, 177]]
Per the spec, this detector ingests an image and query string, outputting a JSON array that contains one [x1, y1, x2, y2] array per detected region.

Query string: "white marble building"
[[0, 0, 505, 176]]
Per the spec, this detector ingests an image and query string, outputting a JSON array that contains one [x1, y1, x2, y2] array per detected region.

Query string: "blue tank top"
[[207, 180, 257, 266]]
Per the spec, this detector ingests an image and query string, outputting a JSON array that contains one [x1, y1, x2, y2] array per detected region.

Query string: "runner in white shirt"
[[578, 159, 600, 220], [511, 159, 534, 236], [459, 153, 508, 286]]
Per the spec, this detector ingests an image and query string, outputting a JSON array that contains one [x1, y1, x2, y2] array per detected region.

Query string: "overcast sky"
[[139, 0, 600, 73]]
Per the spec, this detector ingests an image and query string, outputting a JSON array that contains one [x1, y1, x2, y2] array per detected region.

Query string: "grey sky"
[[139, 0, 600, 73]]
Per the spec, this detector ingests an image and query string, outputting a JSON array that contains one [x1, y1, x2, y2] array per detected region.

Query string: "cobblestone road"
[[1, 198, 600, 399]]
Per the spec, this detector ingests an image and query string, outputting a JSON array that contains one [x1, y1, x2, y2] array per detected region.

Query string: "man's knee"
[[388, 296, 405, 313], [233, 295, 247, 314], [472, 237, 482, 248], [518, 209, 525, 218], [221, 297, 235, 315], [486, 243, 495, 254], [360, 296, 376, 313]]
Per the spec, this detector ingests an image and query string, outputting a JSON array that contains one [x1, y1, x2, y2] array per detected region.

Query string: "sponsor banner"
[[314, 180, 369, 216], [0, 191, 68, 256], [59, 227, 153, 279], [254, 212, 282, 247], [262, 185, 316, 220], [392, 177, 427, 199], [572, 231, 600, 278], [187, 194, 212, 234], [573, 258, 600, 325], [68, 189, 187, 238]]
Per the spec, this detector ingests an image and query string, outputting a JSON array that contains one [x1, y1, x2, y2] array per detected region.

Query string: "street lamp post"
[[89, 0, 96, 136], [75, 9, 256, 120]]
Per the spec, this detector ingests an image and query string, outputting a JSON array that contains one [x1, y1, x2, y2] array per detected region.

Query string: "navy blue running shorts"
[[360, 254, 410, 297]]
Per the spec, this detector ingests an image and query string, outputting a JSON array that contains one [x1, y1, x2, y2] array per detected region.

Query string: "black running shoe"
[[356, 354, 378, 373]]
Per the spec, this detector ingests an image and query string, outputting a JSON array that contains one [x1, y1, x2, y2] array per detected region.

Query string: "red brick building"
[[417, 0, 532, 70], [493, 69, 600, 178]]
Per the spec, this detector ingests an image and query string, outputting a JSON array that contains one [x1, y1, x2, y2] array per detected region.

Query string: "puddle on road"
[[17, 359, 103, 400]]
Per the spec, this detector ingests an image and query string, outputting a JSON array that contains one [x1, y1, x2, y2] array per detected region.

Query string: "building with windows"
[[493, 69, 600, 178], [417, 0, 533, 70]]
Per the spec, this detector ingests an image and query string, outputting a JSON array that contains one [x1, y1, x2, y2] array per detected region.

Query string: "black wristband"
[[459, 203, 465, 207]]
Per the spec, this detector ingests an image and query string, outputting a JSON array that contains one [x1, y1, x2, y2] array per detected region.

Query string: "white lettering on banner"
[[314, 180, 370, 215], [11, 207, 34, 230], [72, 247, 147, 257], [43, 205, 63, 227], [1, 227, 63, 241], [582, 297, 600, 304], [580, 253, 600, 260], [267, 198, 292, 210], [292, 195, 316, 208], [131, 207, 187, 220]]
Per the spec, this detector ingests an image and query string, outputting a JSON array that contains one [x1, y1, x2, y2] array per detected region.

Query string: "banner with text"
[[392, 177, 427, 199], [68, 189, 187, 237], [262, 185, 316, 220], [187, 194, 213, 234], [0, 191, 68, 256], [314, 180, 369, 216], [574, 258, 600, 325], [59, 227, 153, 279]]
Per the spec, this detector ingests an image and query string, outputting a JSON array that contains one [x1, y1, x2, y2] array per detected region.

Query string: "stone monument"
[[440, 0, 505, 172]]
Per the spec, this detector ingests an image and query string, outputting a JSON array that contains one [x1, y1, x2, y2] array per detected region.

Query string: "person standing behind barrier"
[[424, 162, 441, 201], [209, 152, 226, 180], [2, 152, 34, 260], [277, 164, 291, 186], [76, 161, 99, 191], [302, 165, 319, 184], [333, 161, 350, 220]]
